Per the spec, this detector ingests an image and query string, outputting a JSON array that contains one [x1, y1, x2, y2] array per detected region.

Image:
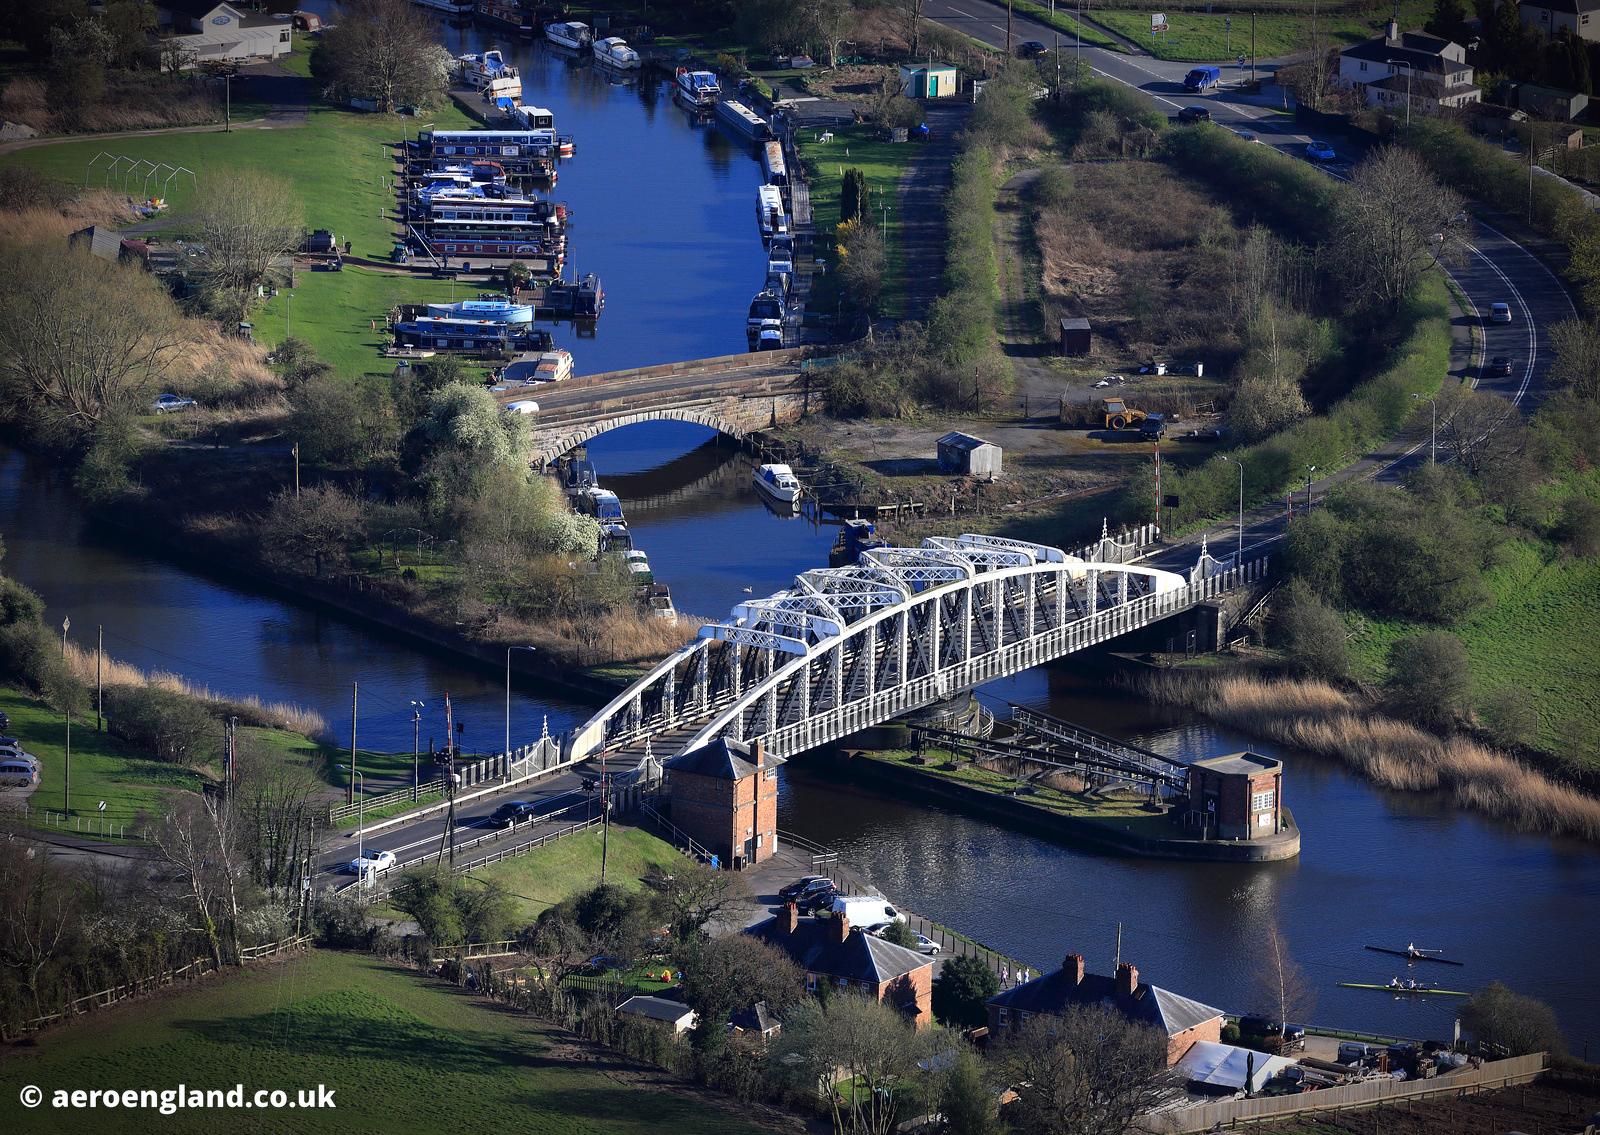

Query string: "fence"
[[328, 733, 566, 824], [356, 813, 603, 905], [1141, 1052, 1549, 1133], [13, 803, 137, 840]]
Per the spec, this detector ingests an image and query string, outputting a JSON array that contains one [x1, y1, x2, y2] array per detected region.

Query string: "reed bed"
[[63, 642, 329, 738], [1141, 672, 1600, 843]]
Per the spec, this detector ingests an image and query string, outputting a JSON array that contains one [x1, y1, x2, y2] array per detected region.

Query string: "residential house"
[[662, 737, 781, 869], [746, 904, 934, 1028], [1520, 0, 1600, 42], [986, 954, 1225, 1066], [156, 1, 292, 65], [1338, 22, 1483, 114], [614, 995, 697, 1036], [730, 1001, 782, 1042]]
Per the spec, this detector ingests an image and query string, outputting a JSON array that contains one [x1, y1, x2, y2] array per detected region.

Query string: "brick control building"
[[1186, 751, 1284, 841], [987, 955, 1224, 1065], [746, 904, 934, 1028], [662, 737, 781, 868]]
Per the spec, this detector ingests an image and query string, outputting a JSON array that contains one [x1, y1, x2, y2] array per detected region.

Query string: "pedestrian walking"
[[1002, 963, 1011, 986]]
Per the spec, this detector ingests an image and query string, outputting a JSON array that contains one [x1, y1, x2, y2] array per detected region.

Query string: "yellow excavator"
[[1101, 397, 1149, 431]]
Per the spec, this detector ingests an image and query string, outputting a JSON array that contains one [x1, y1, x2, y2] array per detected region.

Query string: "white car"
[[1489, 302, 1513, 323], [152, 393, 196, 413], [347, 849, 396, 875], [504, 400, 540, 415], [914, 933, 941, 955]]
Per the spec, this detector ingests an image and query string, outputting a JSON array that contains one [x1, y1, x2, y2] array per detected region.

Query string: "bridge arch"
[[532, 408, 749, 465]]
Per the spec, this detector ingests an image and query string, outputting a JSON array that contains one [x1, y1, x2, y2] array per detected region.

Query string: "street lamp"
[[1384, 59, 1412, 128], [1218, 455, 1245, 563], [1304, 465, 1318, 510], [409, 701, 425, 802], [1412, 393, 1437, 464], [339, 765, 366, 886], [505, 646, 536, 782]]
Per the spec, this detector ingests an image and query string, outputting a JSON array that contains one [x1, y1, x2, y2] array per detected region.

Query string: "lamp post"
[[1412, 393, 1437, 464], [284, 292, 293, 340], [1218, 455, 1245, 563], [1384, 59, 1412, 127], [410, 700, 425, 802], [1304, 465, 1317, 510], [505, 646, 536, 783], [340, 766, 366, 885]]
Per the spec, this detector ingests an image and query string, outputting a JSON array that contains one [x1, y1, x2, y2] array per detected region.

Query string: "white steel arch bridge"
[[567, 530, 1268, 766]]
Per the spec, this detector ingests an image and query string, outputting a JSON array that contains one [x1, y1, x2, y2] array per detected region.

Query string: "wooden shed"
[[937, 431, 1002, 480], [1059, 317, 1092, 357]]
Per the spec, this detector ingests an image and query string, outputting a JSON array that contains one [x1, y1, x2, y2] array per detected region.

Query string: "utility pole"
[[292, 442, 300, 498], [224, 70, 232, 132], [411, 700, 424, 802], [63, 705, 71, 814], [1077, 0, 1082, 73], [96, 624, 103, 732], [600, 749, 610, 886], [1304, 465, 1317, 510], [1251, 13, 1256, 85], [347, 681, 358, 806], [1006, 0, 1014, 55], [226, 716, 237, 787], [1152, 435, 1163, 533], [1115, 921, 1123, 968]]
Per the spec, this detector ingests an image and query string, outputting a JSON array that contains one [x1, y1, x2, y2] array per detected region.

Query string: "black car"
[[0, 711, 9, 731], [1176, 106, 1211, 124], [1490, 355, 1514, 376], [798, 886, 838, 914], [1016, 40, 1048, 58], [779, 875, 831, 902], [490, 800, 539, 827]]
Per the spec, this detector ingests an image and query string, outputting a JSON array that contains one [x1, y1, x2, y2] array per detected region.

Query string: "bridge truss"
[[568, 533, 1269, 765]]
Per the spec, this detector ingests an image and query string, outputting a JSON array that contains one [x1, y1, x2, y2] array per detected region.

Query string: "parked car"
[[1305, 139, 1336, 162], [0, 710, 10, 731], [491, 800, 539, 827], [829, 895, 902, 927], [347, 848, 396, 875], [779, 875, 830, 902], [0, 758, 38, 787], [1176, 105, 1211, 124], [1016, 40, 1048, 58], [152, 393, 197, 414], [1232, 128, 1260, 143], [1490, 302, 1513, 322], [1337, 1041, 1374, 1065], [913, 933, 941, 955], [797, 886, 838, 914], [1490, 355, 1514, 376]]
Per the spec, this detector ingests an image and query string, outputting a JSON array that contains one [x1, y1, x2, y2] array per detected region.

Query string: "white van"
[[829, 895, 902, 927]]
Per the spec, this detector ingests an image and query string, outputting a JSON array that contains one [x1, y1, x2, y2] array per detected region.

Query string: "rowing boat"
[[1363, 945, 1465, 966], [1339, 982, 1469, 997]]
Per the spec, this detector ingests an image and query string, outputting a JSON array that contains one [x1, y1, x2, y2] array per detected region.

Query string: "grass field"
[[0, 688, 202, 825], [1346, 537, 1600, 762], [0, 950, 781, 1135], [796, 125, 916, 320], [1010, 0, 1125, 51], [1095, 0, 1430, 62], [461, 826, 685, 919], [859, 748, 1159, 825]]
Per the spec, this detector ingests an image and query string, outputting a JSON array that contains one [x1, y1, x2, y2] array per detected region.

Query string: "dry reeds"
[[489, 610, 699, 669], [63, 642, 329, 738], [0, 188, 137, 245], [1142, 672, 1600, 843]]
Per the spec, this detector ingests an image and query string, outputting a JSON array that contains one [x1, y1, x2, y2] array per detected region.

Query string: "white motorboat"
[[754, 463, 802, 505], [545, 21, 591, 50], [412, 0, 474, 14], [592, 36, 641, 70], [455, 48, 516, 85], [674, 67, 720, 107], [533, 348, 574, 383]]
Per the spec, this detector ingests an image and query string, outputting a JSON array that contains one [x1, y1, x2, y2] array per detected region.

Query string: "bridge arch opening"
[[535, 409, 749, 466]]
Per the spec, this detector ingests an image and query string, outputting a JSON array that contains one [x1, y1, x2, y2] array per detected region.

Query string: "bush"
[[1557, 496, 1600, 558], [1385, 631, 1471, 730], [1479, 687, 1540, 750], [1272, 584, 1350, 682], [1461, 982, 1565, 1056], [879, 919, 918, 948], [104, 684, 218, 766], [931, 953, 1001, 1028]]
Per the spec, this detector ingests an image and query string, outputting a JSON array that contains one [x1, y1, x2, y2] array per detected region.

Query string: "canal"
[[2, 13, 1597, 1055]]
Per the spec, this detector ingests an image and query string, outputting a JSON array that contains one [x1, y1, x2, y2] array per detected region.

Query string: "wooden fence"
[[1141, 1052, 1549, 1133]]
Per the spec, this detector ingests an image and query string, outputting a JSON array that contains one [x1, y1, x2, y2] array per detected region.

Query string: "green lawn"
[[463, 826, 686, 919], [0, 689, 202, 826], [796, 125, 918, 320], [0, 950, 779, 1135], [859, 748, 1155, 821], [1096, 0, 1431, 62]]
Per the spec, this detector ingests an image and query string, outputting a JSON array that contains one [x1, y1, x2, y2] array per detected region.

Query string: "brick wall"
[[1165, 1016, 1222, 1065]]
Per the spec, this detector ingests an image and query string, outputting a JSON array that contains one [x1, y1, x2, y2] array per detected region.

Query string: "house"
[[899, 63, 959, 99], [747, 904, 934, 1028], [1184, 751, 1285, 841], [662, 737, 781, 869], [936, 432, 1002, 480], [986, 954, 1225, 1065], [1520, 0, 1600, 42], [615, 995, 697, 1036], [156, 1, 292, 65], [1338, 21, 1483, 114]]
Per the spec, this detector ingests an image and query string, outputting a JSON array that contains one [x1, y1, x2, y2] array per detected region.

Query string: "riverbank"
[[834, 746, 1301, 862]]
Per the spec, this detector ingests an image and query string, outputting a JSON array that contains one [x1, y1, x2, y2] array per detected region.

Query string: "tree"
[[290, 375, 401, 469], [1479, 686, 1540, 749], [100, 1, 157, 69], [1255, 925, 1315, 1040], [414, 382, 531, 473], [192, 170, 301, 322], [1547, 318, 1600, 402], [802, 0, 857, 67], [939, 1046, 1000, 1135], [1436, 387, 1525, 480], [151, 792, 249, 968], [677, 934, 804, 1060], [932, 953, 1001, 1028], [393, 873, 465, 946], [0, 241, 181, 445], [840, 167, 868, 225], [103, 685, 217, 766], [258, 485, 366, 578], [316, 0, 452, 111], [993, 1006, 1169, 1135], [0, 839, 86, 1018], [836, 218, 885, 316], [648, 861, 745, 945], [1557, 495, 1600, 557], [878, 919, 919, 949], [271, 337, 332, 394], [1426, 0, 1473, 44], [1385, 631, 1472, 729], [774, 994, 934, 1135], [1461, 982, 1565, 1056], [1331, 147, 1462, 310], [233, 734, 323, 893], [903, 0, 928, 58], [1272, 583, 1350, 682]]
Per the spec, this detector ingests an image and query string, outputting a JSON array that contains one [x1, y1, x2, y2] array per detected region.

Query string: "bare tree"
[[805, 0, 858, 67], [234, 735, 322, 894], [257, 485, 366, 579], [158, 34, 197, 74], [774, 994, 936, 1135], [1256, 924, 1316, 1042], [151, 793, 249, 968], [0, 241, 181, 442], [648, 859, 746, 945], [904, 0, 928, 58], [1331, 147, 1463, 309], [192, 170, 301, 322], [994, 1005, 1170, 1135], [317, 0, 452, 112], [1437, 386, 1525, 478], [1548, 318, 1600, 401], [0, 839, 84, 1019]]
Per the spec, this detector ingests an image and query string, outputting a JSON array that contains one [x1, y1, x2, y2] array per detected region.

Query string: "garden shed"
[[937, 431, 1002, 480], [899, 63, 959, 99]]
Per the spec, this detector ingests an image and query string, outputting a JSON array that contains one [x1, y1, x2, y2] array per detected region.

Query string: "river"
[[3, 14, 1598, 1055]]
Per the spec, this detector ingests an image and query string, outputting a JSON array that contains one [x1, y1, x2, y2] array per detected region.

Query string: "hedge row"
[[927, 142, 1011, 394], [1160, 125, 1341, 242]]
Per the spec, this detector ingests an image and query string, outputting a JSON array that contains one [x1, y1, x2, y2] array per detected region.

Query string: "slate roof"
[[664, 737, 784, 781], [1524, 0, 1600, 13], [937, 431, 995, 451], [731, 1001, 780, 1034], [746, 915, 930, 986], [615, 995, 696, 1024], [1342, 30, 1459, 73], [159, 0, 236, 19], [988, 966, 1224, 1038]]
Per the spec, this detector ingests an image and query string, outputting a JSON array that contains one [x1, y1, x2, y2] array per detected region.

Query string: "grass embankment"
[[461, 826, 685, 920], [796, 125, 916, 320], [1095, 0, 1430, 62], [0, 950, 780, 1135], [1145, 672, 1600, 843], [1009, 0, 1124, 51]]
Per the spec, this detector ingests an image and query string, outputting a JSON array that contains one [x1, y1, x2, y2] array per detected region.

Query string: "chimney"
[[1063, 953, 1085, 986], [782, 901, 799, 935], [752, 739, 765, 769], [1385, 18, 1399, 40], [833, 913, 851, 944], [1116, 962, 1139, 998]]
